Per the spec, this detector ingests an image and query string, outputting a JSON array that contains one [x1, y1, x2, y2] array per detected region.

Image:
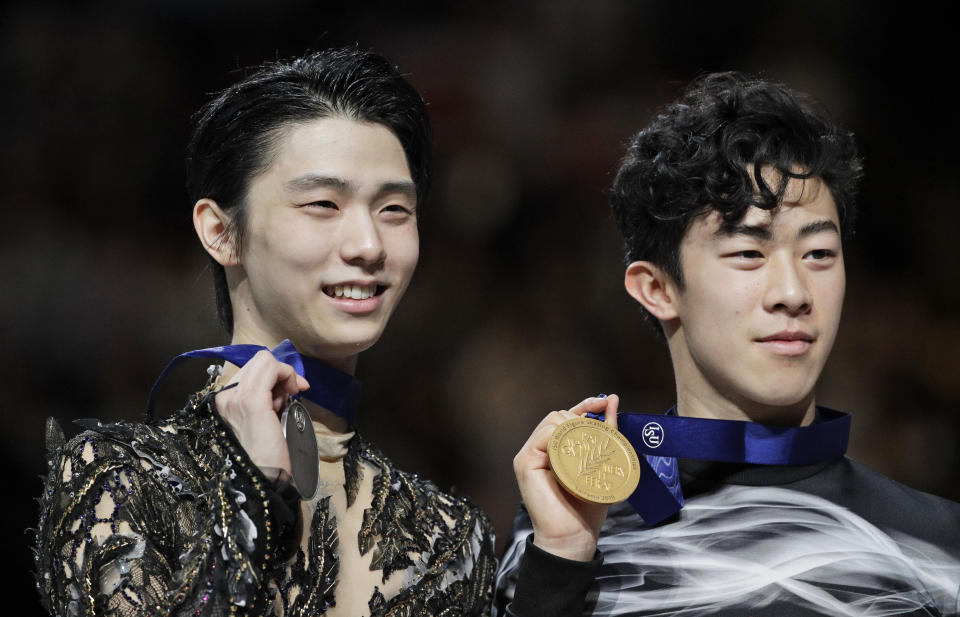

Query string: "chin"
[[740, 385, 815, 416], [741, 364, 818, 402], [754, 394, 810, 409], [307, 337, 380, 359], [333, 337, 380, 356], [289, 325, 385, 360]]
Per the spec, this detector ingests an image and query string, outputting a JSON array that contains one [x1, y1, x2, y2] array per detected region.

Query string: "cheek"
[[390, 227, 420, 271], [407, 238, 420, 269], [685, 271, 758, 325], [272, 223, 337, 268], [244, 228, 335, 292], [813, 257, 845, 298], [819, 273, 846, 323]]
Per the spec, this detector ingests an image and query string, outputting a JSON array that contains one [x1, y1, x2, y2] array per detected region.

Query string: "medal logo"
[[642, 421, 664, 449], [294, 404, 307, 433]]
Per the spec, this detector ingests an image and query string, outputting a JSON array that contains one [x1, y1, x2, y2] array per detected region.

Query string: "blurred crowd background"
[[4, 1, 959, 612]]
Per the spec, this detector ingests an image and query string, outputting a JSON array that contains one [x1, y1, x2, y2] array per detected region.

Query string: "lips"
[[322, 283, 387, 300], [756, 331, 814, 342], [755, 331, 815, 356], [321, 281, 388, 314]]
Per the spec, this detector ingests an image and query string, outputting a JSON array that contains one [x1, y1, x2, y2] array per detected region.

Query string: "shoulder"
[[826, 457, 960, 541], [38, 411, 211, 522], [838, 457, 960, 504], [72, 407, 216, 483], [48, 416, 185, 489], [38, 398, 224, 529], [34, 413, 210, 610]]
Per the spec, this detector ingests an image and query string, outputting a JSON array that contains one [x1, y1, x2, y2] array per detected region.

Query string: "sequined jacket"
[[35, 389, 496, 616]]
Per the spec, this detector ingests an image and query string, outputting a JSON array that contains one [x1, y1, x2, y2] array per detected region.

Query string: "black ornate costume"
[[35, 384, 495, 616]]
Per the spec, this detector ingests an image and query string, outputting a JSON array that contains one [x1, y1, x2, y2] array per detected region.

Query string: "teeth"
[[327, 285, 377, 300]]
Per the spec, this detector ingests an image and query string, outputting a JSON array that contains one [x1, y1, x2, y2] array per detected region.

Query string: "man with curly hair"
[[496, 73, 960, 616]]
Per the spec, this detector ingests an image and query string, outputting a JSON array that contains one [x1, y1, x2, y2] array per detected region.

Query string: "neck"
[[301, 400, 349, 434], [675, 385, 816, 426]]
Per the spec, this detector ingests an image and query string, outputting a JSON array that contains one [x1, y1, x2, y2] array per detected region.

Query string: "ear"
[[193, 198, 240, 266], [624, 261, 680, 321]]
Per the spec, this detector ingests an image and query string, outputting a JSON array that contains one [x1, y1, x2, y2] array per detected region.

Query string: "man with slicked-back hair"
[[35, 48, 496, 617]]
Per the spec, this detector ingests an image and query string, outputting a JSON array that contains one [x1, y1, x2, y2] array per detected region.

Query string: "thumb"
[[604, 394, 620, 431], [296, 375, 311, 392]]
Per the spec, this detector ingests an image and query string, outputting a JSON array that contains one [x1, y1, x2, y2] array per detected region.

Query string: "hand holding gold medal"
[[514, 393, 635, 562]]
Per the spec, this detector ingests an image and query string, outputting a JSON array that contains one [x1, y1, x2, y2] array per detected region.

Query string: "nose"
[[339, 208, 386, 270], [763, 255, 812, 316]]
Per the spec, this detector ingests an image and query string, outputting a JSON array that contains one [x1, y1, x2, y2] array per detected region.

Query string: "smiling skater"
[[496, 72, 960, 616], [35, 48, 495, 616]]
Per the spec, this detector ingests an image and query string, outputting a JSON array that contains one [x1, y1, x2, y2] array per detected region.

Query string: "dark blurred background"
[[5, 1, 959, 612]]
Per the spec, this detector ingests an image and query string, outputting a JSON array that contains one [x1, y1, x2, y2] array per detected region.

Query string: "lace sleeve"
[[34, 407, 298, 617], [460, 511, 497, 617]]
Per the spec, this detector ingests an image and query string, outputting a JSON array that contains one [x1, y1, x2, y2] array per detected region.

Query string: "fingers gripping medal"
[[548, 417, 641, 504], [281, 399, 319, 500], [147, 340, 358, 502]]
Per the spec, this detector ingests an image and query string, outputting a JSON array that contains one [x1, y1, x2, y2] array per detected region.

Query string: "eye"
[[303, 200, 339, 210], [722, 249, 765, 269], [805, 249, 836, 261], [380, 204, 415, 217]]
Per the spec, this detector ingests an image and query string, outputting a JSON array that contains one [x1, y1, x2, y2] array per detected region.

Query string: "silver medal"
[[281, 399, 319, 500]]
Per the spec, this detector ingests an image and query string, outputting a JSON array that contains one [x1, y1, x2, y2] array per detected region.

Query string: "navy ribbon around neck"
[[586, 408, 851, 525], [147, 339, 361, 424]]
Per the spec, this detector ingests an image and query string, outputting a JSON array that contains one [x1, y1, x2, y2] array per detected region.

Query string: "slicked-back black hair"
[[187, 46, 431, 334], [610, 71, 863, 332]]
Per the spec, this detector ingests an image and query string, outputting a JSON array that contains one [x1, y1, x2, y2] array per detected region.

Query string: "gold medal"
[[548, 417, 641, 504]]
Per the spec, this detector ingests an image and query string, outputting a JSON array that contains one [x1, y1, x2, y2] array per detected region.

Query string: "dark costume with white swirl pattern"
[[496, 453, 960, 616]]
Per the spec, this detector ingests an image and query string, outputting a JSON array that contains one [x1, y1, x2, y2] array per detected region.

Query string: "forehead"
[[686, 176, 840, 243], [266, 116, 411, 183]]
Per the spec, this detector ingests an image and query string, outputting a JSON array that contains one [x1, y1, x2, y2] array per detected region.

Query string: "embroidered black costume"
[[35, 384, 495, 616]]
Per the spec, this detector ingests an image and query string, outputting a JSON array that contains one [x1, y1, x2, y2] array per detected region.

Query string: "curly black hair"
[[610, 71, 863, 330]]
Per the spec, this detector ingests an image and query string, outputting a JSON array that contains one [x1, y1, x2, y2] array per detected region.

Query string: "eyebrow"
[[284, 173, 417, 202], [285, 173, 348, 193], [715, 218, 840, 241], [715, 223, 772, 241], [377, 180, 418, 203], [796, 219, 840, 239]]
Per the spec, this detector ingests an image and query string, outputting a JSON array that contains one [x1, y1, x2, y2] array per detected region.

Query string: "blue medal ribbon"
[[147, 339, 361, 424], [587, 408, 850, 525]]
